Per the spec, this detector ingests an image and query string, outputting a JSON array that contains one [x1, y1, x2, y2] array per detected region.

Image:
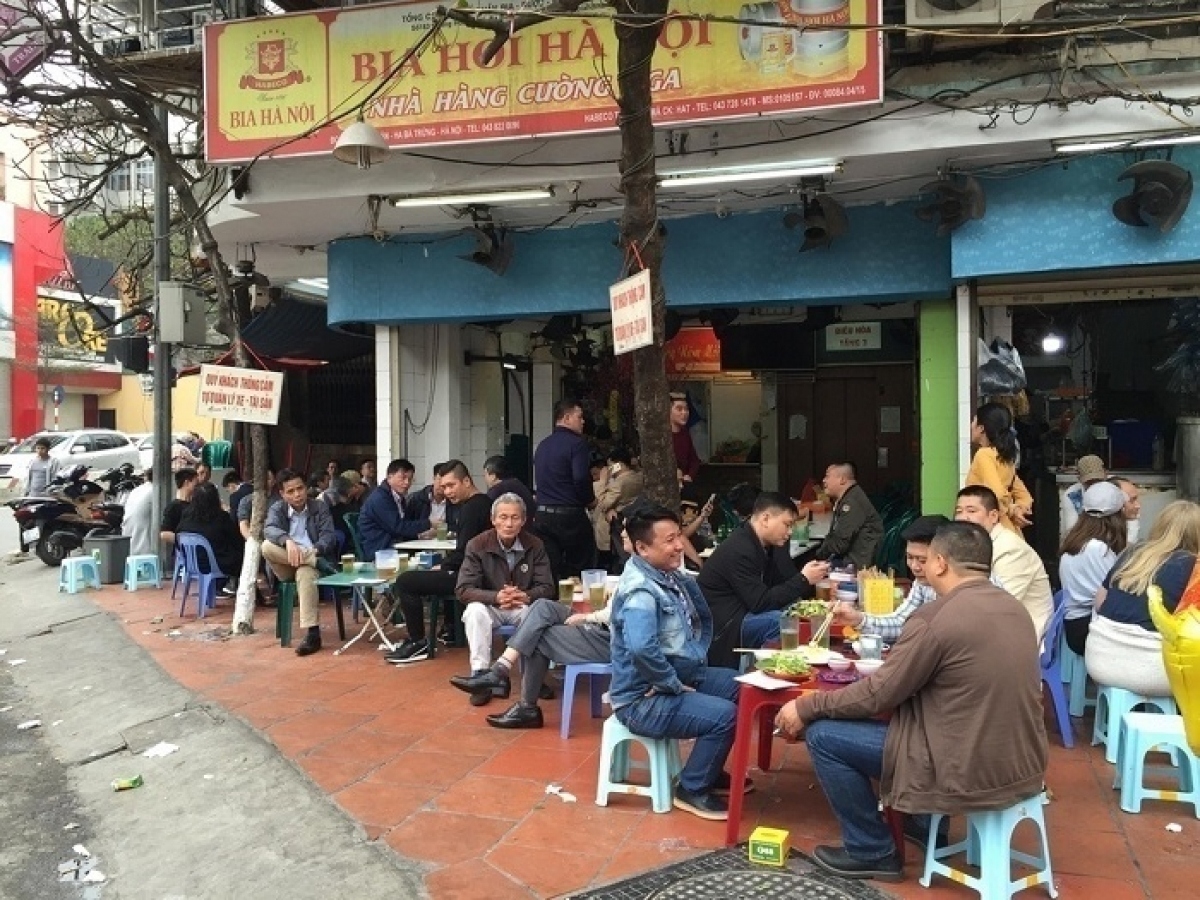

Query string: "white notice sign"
[[826, 321, 882, 352], [196, 364, 284, 425], [609, 268, 653, 356]]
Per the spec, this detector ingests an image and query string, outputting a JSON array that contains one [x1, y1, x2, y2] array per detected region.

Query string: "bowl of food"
[[755, 652, 816, 685], [786, 599, 830, 619], [827, 657, 854, 672], [855, 658, 884, 676]]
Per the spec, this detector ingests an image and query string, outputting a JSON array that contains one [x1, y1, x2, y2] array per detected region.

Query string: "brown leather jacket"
[[455, 529, 555, 606], [799, 578, 1048, 814]]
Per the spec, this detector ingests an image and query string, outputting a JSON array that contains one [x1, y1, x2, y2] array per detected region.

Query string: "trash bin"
[[82, 533, 131, 585]]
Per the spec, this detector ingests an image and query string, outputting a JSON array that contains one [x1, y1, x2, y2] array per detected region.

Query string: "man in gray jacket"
[[262, 468, 338, 657]]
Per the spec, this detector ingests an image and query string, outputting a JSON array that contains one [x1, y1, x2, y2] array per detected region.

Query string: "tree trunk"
[[615, 1, 677, 510]]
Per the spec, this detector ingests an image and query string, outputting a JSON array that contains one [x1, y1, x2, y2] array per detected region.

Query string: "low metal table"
[[316, 565, 398, 655]]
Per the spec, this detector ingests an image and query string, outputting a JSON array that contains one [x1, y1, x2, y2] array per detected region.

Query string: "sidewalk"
[[74, 576, 1200, 897]]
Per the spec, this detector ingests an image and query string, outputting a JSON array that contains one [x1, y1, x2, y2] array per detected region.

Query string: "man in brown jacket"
[[776, 521, 1048, 882], [454, 493, 555, 705]]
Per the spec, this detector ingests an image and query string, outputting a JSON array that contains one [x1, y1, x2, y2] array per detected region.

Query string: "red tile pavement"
[[94, 584, 1198, 898]]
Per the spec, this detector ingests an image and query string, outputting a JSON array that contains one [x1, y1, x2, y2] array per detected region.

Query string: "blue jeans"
[[616, 666, 740, 793], [741, 610, 781, 648], [805, 718, 894, 860]]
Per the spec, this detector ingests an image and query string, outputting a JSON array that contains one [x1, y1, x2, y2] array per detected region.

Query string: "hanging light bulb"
[[332, 115, 389, 170], [1042, 333, 1065, 354]]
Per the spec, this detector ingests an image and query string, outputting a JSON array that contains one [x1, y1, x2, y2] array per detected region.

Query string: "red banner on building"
[[204, 0, 884, 163], [665, 327, 722, 376]]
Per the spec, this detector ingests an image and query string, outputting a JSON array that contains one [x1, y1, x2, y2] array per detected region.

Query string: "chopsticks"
[[809, 612, 834, 648]]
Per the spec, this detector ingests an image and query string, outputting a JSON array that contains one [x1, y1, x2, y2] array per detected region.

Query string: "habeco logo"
[[239, 28, 305, 91]]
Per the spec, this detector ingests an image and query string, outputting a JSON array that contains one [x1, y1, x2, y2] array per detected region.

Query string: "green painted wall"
[[918, 299, 960, 516]]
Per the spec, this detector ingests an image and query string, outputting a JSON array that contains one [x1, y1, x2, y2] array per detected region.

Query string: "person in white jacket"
[[121, 470, 156, 557]]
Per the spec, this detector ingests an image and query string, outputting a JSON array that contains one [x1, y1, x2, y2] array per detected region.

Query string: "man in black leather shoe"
[[452, 594, 612, 727], [450, 493, 554, 706], [775, 522, 1048, 882]]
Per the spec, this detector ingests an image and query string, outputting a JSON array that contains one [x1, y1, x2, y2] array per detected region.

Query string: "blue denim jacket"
[[609, 554, 713, 709]]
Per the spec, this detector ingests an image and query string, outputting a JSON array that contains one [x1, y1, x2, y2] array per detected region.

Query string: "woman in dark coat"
[[177, 482, 245, 577]]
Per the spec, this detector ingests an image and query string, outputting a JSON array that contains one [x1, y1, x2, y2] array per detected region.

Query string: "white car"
[[129, 432, 194, 472], [0, 429, 142, 496]]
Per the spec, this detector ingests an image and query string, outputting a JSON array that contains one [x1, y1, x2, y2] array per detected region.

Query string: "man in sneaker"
[[386, 461, 493, 666], [609, 503, 741, 821], [261, 469, 339, 657], [438, 493, 554, 703], [775, 522, 1048, 883]]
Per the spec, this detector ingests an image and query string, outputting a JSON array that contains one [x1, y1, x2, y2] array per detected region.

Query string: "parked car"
[[129, 432, 193, 472], [0, 429, 142, 498]]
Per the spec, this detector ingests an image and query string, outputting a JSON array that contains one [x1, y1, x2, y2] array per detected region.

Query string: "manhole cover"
[[563, 847, 894, 900], [653, 869, 864, 899]]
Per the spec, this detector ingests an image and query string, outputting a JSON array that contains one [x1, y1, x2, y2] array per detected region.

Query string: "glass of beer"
[[558, 579, 575, 604], [340, 554, 355, 574], [780, 616, 801, 651]]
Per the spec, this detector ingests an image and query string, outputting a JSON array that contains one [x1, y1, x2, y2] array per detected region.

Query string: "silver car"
[[0, 429, 142, 497]]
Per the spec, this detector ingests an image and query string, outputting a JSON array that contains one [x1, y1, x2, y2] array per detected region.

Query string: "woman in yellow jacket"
[[966, 402, 1033, 536]]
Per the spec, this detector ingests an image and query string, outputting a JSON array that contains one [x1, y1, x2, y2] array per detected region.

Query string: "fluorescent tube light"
[[1055, 133, 1200, 154], [1041, 334, 1064, 354], [391, 188, 554, 207], [660, 160, 841, 188]]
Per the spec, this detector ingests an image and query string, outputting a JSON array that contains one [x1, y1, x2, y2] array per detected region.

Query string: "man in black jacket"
[[698, 492, 829, 669], [386, 460, 493, 665], [814, 462, 884, 570]]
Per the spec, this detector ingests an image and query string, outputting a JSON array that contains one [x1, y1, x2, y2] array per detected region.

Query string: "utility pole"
[[150, 103, 173, 556]]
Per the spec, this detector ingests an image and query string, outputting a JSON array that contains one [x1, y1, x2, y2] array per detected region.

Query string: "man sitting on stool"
[[775, 522, 1048, 882], [452, 494, 555, 705], [261, 469, 339, 657], [386, 460, 493, 665]]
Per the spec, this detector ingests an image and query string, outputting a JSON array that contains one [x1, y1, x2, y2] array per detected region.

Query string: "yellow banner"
[[204, 1, 882, 163]]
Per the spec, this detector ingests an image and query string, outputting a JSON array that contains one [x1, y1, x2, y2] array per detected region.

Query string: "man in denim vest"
[[609, 503, 741, 820]]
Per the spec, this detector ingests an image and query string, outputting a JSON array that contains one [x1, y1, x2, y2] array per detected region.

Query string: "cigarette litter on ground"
[[72, 844, 90, 857], [63, 823, 80, 831], [0, 648, 7, 654], [166, 630, 182, 637], [51, 720, 62, 726], [150, 616, 163, 624], [1166, 822, 1183, 833], [81, 870, 105, 883], [8, 659, 26, 666], [17, 720, 41, 730], [544, 783, 577, 803], [142, 741, 179, 758], [0, 705, 12, 712]]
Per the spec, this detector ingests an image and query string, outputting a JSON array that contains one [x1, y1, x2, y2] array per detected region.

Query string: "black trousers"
[[533, 508, 597, 583], [1064, 614, 1091, 657], [394, 569, 457, 641]]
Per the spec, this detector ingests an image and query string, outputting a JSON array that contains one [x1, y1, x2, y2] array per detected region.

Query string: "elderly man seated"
[[451, 493, 555, 705], [776, 522, 1048, 882]]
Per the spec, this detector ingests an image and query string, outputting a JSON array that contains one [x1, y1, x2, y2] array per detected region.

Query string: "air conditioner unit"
[[906, 0, 1048, 28]]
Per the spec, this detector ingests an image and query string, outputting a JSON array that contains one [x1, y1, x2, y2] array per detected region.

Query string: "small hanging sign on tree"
[[609, 268, 653, 356]]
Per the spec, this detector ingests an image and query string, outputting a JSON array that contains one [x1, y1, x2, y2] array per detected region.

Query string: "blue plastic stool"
[[920, 793, 1057, 899], [1059, 633, 1096, 718], [595, 715, 682, 814], [560, 662, 612, 739], [1114, 713, 1200, 816], [1092, 686, 1177, 764], [123, 554, 162, 591], [59, 557, 101, 594]]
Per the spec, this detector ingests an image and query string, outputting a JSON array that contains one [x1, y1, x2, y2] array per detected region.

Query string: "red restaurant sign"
[[666, 328, 721, 376], [203, 0, 884, 163]]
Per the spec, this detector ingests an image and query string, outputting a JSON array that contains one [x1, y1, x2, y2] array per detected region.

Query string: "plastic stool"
[[561, 663, 612, 739], [59, 557, 101, 594], [123, 554, 162, 591], [920, 793, 1057, 899], [1114, 713, 1200, 816], [595, 716, 682, 814], [1092, 686, 1177, 764], [276, 582, 297, 647], [1059, 634, 1096, 718]]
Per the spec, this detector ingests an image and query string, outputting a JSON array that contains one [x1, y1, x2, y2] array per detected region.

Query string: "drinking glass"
[[780, 616, 800, 651], [558, 579, 575, 604], [806, 613, 831, 649]]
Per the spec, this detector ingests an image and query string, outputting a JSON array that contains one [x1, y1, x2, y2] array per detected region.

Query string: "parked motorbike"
[[7, 464, 131, 566]]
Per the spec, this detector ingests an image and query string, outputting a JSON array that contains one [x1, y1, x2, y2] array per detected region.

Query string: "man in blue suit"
[[358, 458, 430, 558]]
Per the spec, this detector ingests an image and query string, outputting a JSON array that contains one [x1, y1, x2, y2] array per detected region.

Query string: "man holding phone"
[[698, 492, 830, 669]]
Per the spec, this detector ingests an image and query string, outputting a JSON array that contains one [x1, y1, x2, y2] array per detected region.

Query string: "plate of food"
[[753, 647, 845, 666], [754, 652, 816, 685]]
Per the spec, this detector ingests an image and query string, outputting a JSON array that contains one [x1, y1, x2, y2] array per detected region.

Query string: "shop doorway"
[[777, 364, 915, 499]]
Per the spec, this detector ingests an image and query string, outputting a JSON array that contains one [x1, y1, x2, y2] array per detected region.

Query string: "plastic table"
[[316, 566, 397, 655]]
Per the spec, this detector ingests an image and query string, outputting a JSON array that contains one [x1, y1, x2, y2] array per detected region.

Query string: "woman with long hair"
[[1086, 500, 1200, 697], [964, 401, 1033, 535], [177, 481, 245, 579], [1059, 482, 1128, 655]]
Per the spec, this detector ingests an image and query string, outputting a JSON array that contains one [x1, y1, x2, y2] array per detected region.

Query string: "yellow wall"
[[99, 374, 227, 440]]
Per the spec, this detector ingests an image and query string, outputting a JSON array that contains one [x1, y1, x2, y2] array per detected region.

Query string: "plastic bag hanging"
[[1148, 584, 1200, 754], [977, 338, 1027, 396]]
